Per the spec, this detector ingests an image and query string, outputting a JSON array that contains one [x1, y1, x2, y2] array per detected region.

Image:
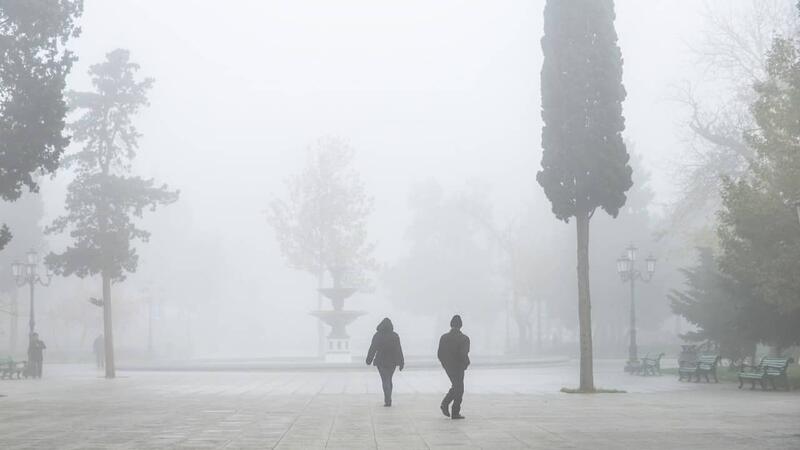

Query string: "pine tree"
[[46, 50, 178, 378], [669, 247, 759, 364], [537, 0, 632, 391]]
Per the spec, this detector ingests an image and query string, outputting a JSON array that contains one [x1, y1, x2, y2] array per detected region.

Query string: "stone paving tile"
[[0, 364, 799, 449]]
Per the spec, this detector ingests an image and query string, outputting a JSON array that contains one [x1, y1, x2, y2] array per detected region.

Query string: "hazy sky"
[[53, 0, 706, 246], [33, 1, 744, 356]]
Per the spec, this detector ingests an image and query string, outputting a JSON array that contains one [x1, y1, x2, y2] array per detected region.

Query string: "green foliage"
[[268, 137, 376, 287], [0, 0, 83, 249], [46, 49, 178, 281], [669, 247, 759, 362], [0, 225, 9, 250], [537, 0, 632, 220], [716, 27, 800, 348]]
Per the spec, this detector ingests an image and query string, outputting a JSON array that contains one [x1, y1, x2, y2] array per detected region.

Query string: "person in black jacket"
[[27, 332, 47, 378], [437, 315, 470, 419], [366, 317, 404, 406]]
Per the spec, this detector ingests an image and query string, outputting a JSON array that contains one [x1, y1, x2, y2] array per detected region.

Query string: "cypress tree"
[[537, 0, 632, 392]]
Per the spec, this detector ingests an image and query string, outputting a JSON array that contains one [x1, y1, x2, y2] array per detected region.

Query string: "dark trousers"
[[96, 353, 105, 369], [30, 358, 43, 378], [442, 367, 465, 415], [377, 365, 396, 404]]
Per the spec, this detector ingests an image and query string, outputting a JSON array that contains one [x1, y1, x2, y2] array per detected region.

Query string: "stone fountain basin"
[[317, 288, 358, 310], [310, 310, 366, 327]]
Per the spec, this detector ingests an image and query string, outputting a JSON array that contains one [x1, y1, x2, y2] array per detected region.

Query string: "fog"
[[1, 0, 789, 363]]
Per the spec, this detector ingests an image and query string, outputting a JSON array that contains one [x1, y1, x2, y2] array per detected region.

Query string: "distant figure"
[[438, 315, 470, 419], [27, 332, 46, 378], [93, 334, 105, 369], [366, 317, 404, 406]]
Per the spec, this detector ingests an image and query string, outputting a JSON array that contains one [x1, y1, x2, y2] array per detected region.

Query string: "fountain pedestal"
[[311, 287, 365, 363]]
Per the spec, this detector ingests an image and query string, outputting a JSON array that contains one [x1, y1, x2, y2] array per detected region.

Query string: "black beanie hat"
[[450, 314, 462, 329]]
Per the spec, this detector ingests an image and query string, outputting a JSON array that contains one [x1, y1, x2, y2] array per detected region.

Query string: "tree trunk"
[[536, 299, 543, 351], [9, 291, 18, 355], [516, 316, 528, 354], [102, 273, 115, 378], [316, 270, 324, 357], [576, 212, 594, 392], [505, 295, 512, 355]]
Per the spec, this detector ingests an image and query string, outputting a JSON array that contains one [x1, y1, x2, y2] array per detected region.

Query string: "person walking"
[[366, 317, 404, 407], [93, 334, 105, 369], [438, 315, 470, 419], [27, 332, 46, 378]]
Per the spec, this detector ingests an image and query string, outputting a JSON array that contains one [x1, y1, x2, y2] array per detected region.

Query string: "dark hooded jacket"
[[366, 318, 404, 368]]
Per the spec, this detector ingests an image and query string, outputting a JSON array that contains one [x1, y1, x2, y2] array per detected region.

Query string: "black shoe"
[[451, 414, 465, 420], [440, 402, 450, 417], [384, 401, 391, 407]]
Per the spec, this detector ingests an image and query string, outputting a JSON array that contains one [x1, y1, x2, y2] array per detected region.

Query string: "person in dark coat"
[[27, 332, 46, 378], [366, 317, 404, 406], [437, 315, 470, 419]]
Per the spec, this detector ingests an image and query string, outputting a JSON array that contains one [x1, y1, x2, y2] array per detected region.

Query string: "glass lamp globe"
[[626, 245, 637, 262], [26, 249, 37, 265], [646, 254, 656, 275]]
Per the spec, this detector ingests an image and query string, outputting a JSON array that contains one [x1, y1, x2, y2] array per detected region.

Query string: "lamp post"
[[616, 244, 656, 372], [11, 250, 51, 341]]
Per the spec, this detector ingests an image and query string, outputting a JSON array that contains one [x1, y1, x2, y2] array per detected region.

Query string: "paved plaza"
[[0, 361, 798, 449]]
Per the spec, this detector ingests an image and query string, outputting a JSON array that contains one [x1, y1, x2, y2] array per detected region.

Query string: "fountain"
[[310, 270, 366, 363]]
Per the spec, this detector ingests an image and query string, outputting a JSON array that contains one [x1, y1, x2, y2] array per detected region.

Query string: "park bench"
[[737, 357, 794, 391], [639, 353, 664, 376], [0, 358, 28, 380], [678, 354, 719, 382]]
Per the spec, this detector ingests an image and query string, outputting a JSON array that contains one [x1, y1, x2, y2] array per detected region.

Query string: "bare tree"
[[669, 0, 798, 235]]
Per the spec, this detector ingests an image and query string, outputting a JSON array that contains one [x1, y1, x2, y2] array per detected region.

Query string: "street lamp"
[[616, 244, 656, 372], [11, 249, 51, 343]]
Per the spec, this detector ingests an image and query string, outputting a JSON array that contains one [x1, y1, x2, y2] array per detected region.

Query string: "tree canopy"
[[714, 28, 800, 349], [0, 0, 82, 249], [268, 137, 376, 287], [537, 0, 632, 222], [46, 49, 178, 281], [669, 247, 760, 363], [676, 9, 800, 354]]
